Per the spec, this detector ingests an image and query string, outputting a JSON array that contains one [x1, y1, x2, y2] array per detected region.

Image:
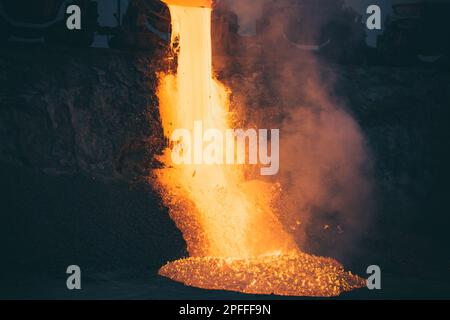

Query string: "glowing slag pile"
[[155, 0, 365, 296], [159, 253, 365, 297]]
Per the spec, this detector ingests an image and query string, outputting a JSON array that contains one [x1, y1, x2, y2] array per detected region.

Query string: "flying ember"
[[155, 0, 365, 296]]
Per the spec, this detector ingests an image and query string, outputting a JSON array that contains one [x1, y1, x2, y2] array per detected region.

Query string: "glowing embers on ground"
[[159, 252, 366, 297]]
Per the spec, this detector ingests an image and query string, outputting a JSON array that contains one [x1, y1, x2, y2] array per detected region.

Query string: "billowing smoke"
[[275, 62, 375, 260], [219, 0, 375, 261], [220, 0, 268, 35]]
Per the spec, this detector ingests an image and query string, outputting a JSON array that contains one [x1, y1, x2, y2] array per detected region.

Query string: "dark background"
[[0, 0, 449, 299]]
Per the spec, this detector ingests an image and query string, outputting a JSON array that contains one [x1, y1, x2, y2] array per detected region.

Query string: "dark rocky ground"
[[0, 42, 449, 299]]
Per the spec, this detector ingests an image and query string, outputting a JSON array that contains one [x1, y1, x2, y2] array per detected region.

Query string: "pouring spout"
[[162, 0, 212, 8]]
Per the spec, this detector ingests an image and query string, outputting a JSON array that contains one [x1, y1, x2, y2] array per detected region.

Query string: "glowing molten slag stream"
[[156, 1, 366, 297], [156, 3, 297, 258]]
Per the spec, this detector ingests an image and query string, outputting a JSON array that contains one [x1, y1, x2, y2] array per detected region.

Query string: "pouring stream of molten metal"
[[156, 1, 366, 296], [157, 1, 297, 258]]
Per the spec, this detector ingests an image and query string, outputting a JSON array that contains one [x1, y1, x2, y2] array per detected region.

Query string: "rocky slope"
[[0, 42, 165, 182]]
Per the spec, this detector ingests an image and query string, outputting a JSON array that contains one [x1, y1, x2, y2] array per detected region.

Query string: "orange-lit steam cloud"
[[220, 0, 375, 259]]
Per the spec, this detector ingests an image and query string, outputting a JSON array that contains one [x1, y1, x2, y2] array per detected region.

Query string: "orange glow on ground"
[[159, 253, 366, 297]]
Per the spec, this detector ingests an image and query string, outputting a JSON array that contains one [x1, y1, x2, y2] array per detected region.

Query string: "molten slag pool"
[[159, 253, 365, 297]]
